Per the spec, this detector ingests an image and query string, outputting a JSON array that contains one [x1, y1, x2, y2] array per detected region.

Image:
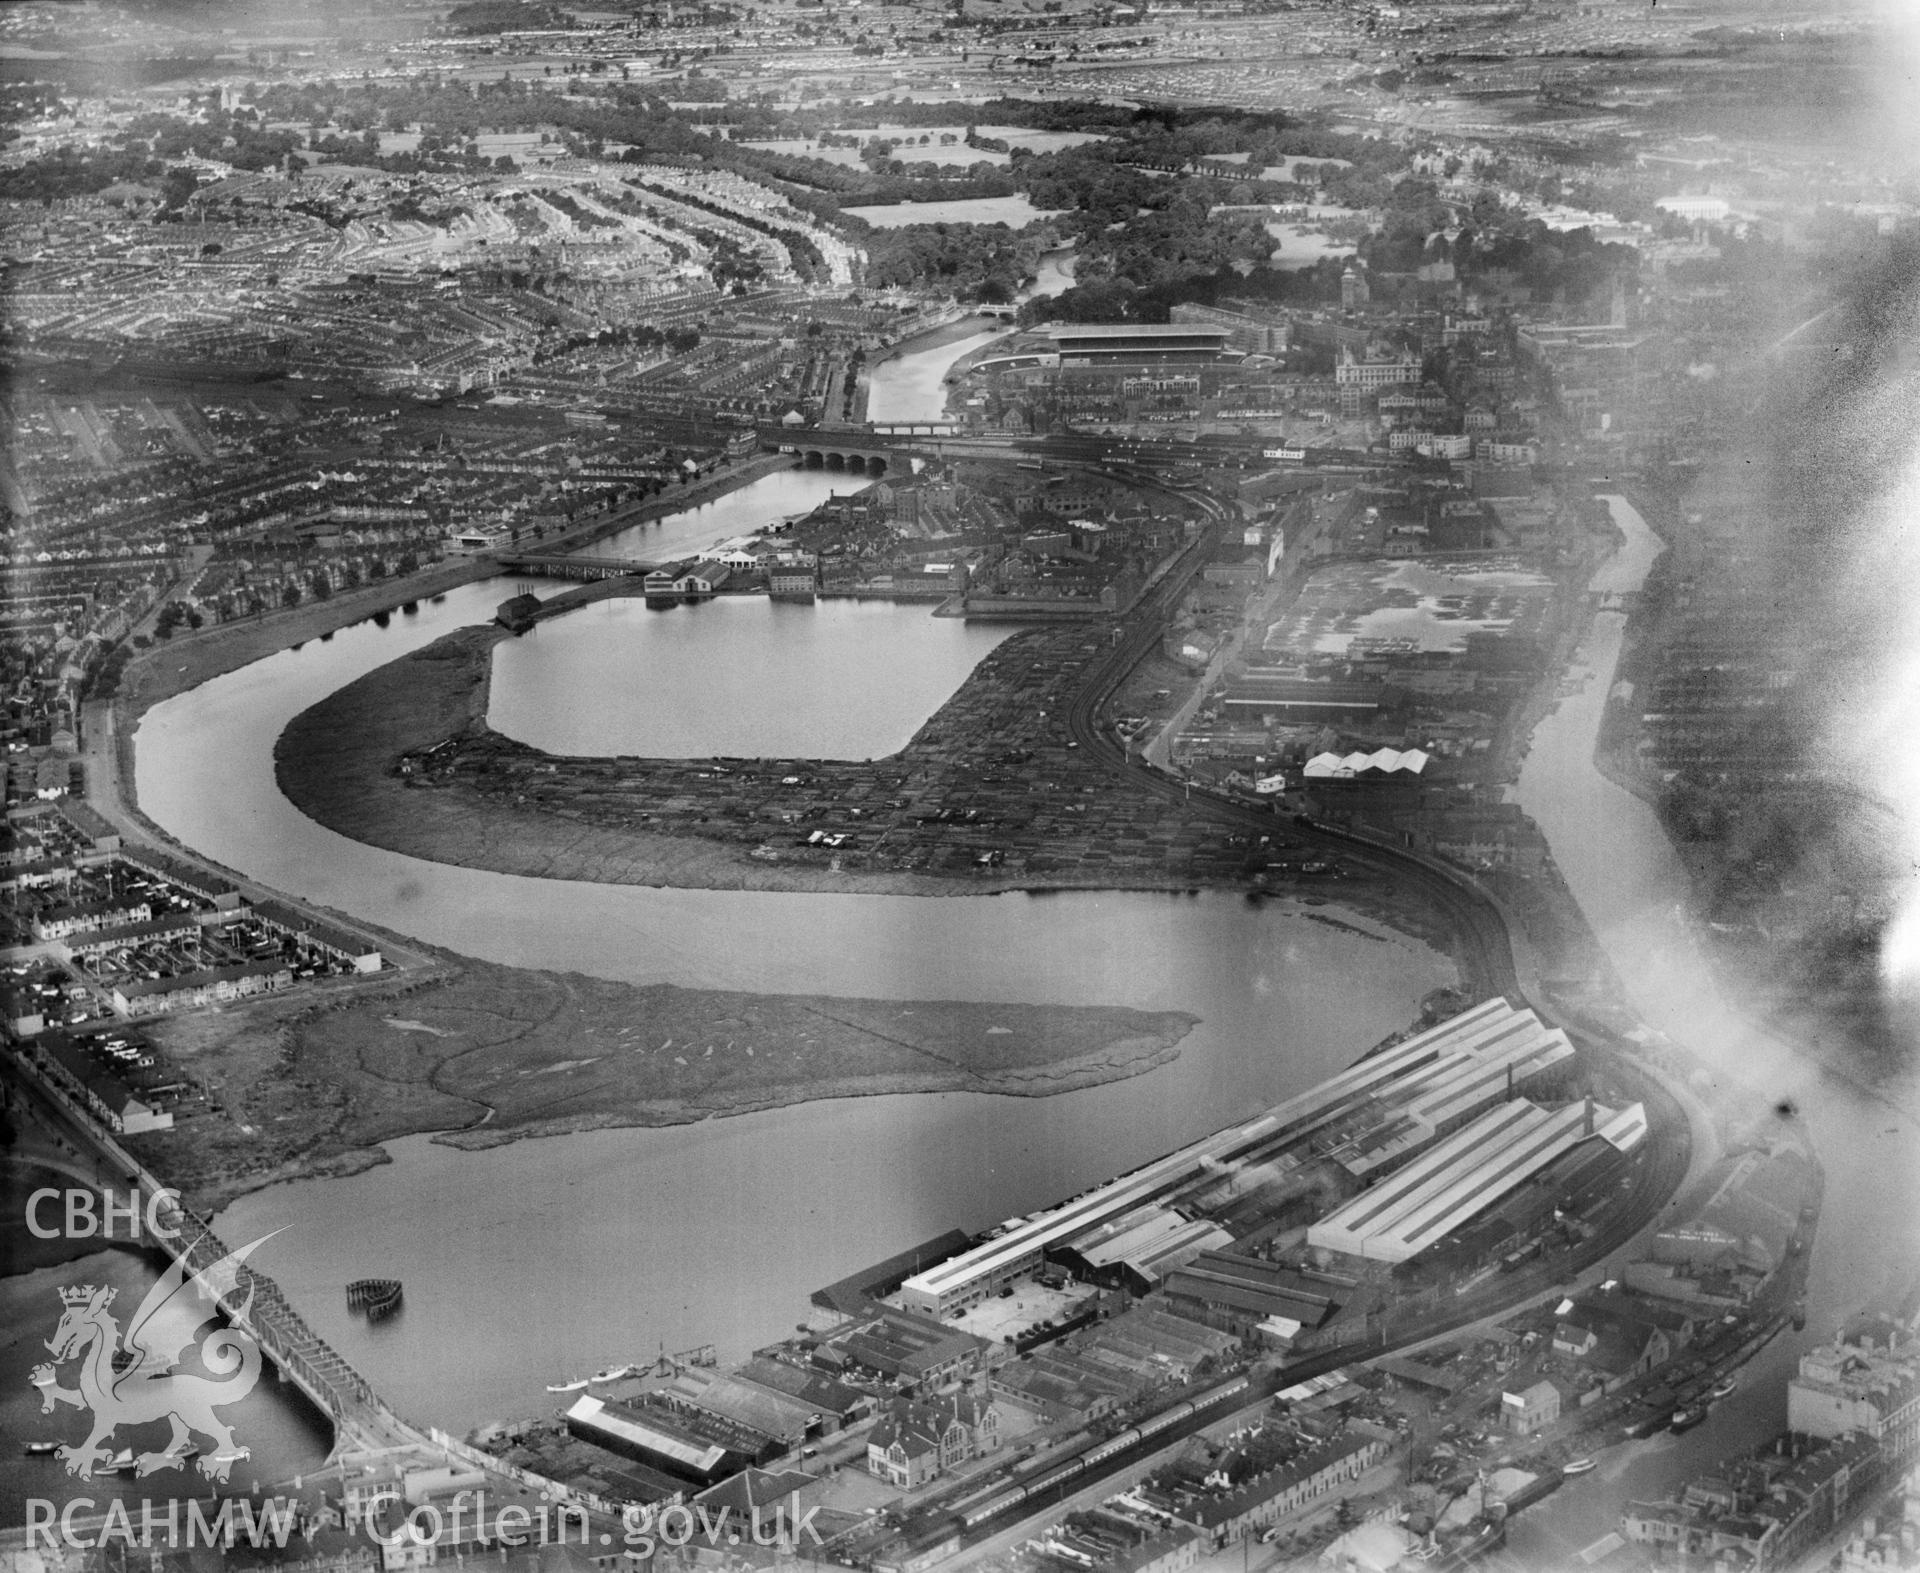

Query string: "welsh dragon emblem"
[[29, 1234, 279, 1483]]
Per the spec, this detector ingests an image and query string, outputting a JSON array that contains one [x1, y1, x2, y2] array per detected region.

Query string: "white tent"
[[1302, 748, 1429, 779]]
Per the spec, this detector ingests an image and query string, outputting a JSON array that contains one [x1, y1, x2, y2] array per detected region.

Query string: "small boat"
[[1670, 1407, 1707, 1433], [546, 1376, 593, 1393], [1561, 1458, 1597, 1476], [98, 1449, 137, 1475], [24, 1441, 59, 1457], [589, 1364, 636, 1384], [1709, 1377, 1738, 1400]]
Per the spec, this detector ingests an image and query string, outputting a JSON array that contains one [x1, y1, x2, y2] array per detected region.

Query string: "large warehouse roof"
[[899, 1107, 1284, 1306], [1397, 1011, 1574, 1132], [566, 1396, 729, 1475], [1306, 1098, 1647, 1264], [900, 999, 1575, 1311], [1071, 1205, 1233, 1282]]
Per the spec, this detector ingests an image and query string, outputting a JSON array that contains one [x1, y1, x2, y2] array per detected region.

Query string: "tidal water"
[[126, 371, 1449, 1429], [489, 597, 1013, 760]]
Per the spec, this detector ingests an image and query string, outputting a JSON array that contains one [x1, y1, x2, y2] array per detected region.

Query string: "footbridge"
[[497, 551, 655, 582]]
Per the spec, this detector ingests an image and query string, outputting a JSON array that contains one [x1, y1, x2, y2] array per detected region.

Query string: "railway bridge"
[[756, 422, 936, 475], [793, 444, 893, 476]]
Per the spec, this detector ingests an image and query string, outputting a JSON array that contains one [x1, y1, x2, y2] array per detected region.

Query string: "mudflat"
[[134, 958, 1196, 1212]]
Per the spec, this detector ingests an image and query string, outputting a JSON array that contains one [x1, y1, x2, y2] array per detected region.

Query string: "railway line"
[[1064, 490, 1518, 999]]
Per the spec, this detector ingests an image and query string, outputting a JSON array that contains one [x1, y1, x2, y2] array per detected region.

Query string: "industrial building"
[[1160, 1252, 1345, 1349], [1220, 678, 1385, 726], [897, 999, 1576, 1317], [669, 1369, 820, 1448], [1305, 1097, 1647, 1265], [822, 1309, 986, 1387], [894, 1113, 1293, 1318], [563, 1394, 773, 1485], [1066, 1207, 1235, 1292]]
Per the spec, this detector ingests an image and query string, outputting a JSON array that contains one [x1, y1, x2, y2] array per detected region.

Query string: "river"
[[862, 247, 1073, 428], [1501, 496, 1920, 1568], [59, 353, 1916, 1566], [867, 322, 1010, 428], [0, 1248, 335, 1521], [131, 577, 1448, 1424], [141, 578, 1451, 1428], [114, 320, 1445, 1433], [587, 469, 852, 564]]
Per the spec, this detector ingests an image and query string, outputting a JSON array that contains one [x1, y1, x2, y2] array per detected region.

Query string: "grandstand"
[[1048, 323, 1231, 366]]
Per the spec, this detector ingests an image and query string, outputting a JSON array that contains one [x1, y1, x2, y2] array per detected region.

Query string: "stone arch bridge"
[[791, 444, 893, 477], [758, 422, 958, 477]]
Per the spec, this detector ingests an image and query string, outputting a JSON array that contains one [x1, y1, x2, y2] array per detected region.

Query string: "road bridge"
[[7, 1052, 405, 1457]]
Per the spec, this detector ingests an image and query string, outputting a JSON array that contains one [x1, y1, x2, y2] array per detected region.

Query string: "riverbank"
[[94, 605, 1216, 1214], [867, 310, 1004, 368], [531, 449, 792, 555], [130, 955, 1197, 1214], [109, 452, 795, 729], [270, 617, 1461, 958], [117, 558, 497, 721], [1587, 491, 1916, 1102]]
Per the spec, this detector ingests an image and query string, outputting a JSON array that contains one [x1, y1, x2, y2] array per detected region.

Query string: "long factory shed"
[[897, 999, 1574, 1317], [1305, 1097, 1649, 1265]]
